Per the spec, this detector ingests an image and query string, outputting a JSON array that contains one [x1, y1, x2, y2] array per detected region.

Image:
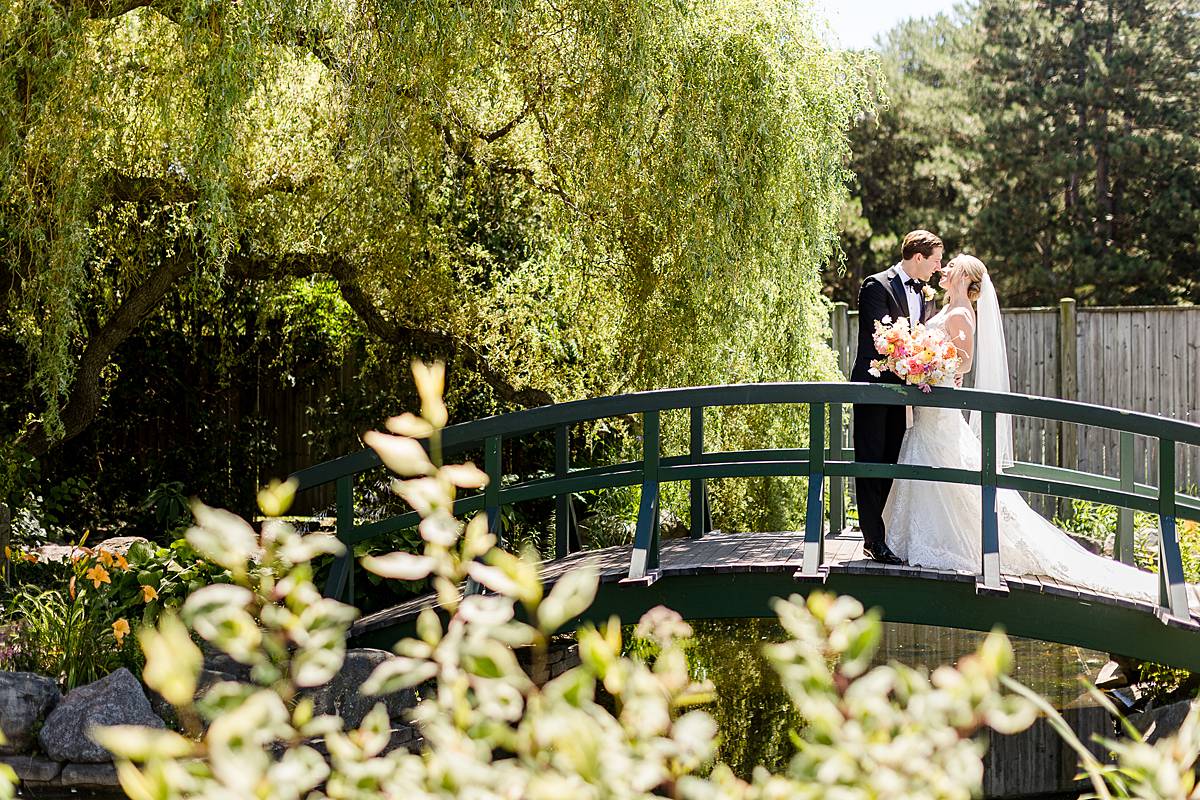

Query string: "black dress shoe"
[[863, 543, 904, 565]]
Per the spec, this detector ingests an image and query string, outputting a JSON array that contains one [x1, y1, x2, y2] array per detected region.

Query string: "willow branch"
[[228, 253, 554, 408]]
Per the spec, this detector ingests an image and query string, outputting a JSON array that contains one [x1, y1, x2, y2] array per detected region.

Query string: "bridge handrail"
[[292, 383, 1200, 490], [290, 382, 1199, 622]]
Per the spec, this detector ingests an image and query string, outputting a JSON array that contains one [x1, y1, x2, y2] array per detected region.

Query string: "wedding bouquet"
[[867, 316, 960, 392]]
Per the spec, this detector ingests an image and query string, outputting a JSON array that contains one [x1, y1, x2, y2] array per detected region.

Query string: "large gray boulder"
[[304, 649, 418, 729], [0, 672, 61, 754], [38, 668, 164, 762], [1131, 699, 1196, 745]]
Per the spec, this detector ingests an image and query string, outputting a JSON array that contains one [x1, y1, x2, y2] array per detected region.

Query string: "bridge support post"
[[828, 402, 845, 535], [555, 424, 580, 558], [486, 436, 503, 544], [1116, 432, 1136, 565], [689, 406, 710, 539], [628, 410, 661, 581], [979, 412, 1004, 593], [800, 403, 826, 576], [323, 474, 355, 604], [1157, 437, 1190, 619]]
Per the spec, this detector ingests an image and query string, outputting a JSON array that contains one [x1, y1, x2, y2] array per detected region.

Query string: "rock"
[[303, 649, 417, 729], [203, 652, 254, 683], [31, 543, 86, 564], [1068, 534, 1103, 555], [93, 536, 152, 557], [0, 672, 61, 754], [660, 509, 687, 539], [387, 724, 423, 753], [1130, 699, 1195, 744], [0, 754, 62, 783], [38, 668, 165, 763], [61, 762, 120, 788]]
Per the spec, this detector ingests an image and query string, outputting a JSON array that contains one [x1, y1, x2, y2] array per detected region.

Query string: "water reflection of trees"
[[686, 619, 1107, 778]]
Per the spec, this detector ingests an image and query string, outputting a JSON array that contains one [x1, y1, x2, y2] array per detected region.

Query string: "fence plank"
[[1132, 310, 1148, 483], [833, 303, 1200, 498]]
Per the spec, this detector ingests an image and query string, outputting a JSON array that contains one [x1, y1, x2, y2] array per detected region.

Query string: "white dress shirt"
[[895, 264, 922, 323]]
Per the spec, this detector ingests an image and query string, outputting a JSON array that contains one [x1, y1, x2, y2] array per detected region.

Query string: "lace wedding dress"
[[882, 298, 1192, 609]]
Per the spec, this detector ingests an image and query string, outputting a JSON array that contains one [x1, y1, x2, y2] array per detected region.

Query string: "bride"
[[883, 255, 1193, 609]]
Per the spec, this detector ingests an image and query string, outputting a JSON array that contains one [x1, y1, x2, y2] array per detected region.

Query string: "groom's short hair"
[[901, 230, 943, 260]]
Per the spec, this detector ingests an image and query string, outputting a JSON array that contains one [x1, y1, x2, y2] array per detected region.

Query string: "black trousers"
[[852, 402, 907, 549]]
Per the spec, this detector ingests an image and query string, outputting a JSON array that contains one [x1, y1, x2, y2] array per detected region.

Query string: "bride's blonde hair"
[[946, 254, 987, 302]]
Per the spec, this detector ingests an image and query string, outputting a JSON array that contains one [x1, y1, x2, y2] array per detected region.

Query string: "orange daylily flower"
[[68, 576, 77, 600], [23, 552, 37, 563], [112, 619, 130, 644], [140, 585, 159, 603], [115, 553, 129, 570], [85, 564, 111, 588], [97, 550, 114, 567]]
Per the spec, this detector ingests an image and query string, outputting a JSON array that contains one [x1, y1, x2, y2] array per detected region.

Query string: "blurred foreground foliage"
[[7, 366, 1191, 800]]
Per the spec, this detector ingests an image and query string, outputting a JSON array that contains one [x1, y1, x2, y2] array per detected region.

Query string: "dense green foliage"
[[0, 537, 228, 688], [2, 0, 878, 537], [834, 0, 1200, 307]]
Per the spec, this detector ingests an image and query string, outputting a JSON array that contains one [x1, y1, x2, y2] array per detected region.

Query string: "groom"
[[849, 230, 943, 564]]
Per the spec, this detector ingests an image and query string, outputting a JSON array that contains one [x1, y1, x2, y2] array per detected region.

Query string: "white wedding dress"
[[882, 301, 1192, 610]]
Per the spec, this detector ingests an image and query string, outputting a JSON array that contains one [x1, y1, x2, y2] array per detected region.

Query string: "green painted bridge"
[[290, 383, 1200, 671]]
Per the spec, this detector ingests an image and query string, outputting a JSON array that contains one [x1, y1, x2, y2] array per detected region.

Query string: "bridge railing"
[[289, 383, 1200, 621]]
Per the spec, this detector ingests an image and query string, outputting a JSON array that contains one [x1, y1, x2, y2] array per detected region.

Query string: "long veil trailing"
[[886, 272, 1195, 611], [967, 275, 1014, 470]]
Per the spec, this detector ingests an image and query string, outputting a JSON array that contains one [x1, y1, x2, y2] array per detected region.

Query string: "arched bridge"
[[289, 383, 1200, 671]]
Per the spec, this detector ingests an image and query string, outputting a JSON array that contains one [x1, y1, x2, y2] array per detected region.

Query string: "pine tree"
[[972, 0, 1200, 305]]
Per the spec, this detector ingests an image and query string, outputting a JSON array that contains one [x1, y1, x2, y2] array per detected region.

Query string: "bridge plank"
[[349, 531, 1199, 642]]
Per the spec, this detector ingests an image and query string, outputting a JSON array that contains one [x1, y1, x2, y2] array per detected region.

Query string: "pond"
[[685, 618, 1110, 779]]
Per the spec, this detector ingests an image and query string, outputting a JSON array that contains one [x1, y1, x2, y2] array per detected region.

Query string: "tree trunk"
[[1095, 0, 1115, 245], [17, 253, 195, 457]]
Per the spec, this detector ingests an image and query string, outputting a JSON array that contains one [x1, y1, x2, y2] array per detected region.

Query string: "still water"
[[685, 618, 1110, 780]]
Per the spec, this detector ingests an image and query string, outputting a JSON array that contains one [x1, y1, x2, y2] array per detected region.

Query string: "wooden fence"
[[832, 300, 1200, 516]]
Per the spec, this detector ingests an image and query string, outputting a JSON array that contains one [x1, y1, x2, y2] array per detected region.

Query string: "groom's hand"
[[954, 373, 964, 388]]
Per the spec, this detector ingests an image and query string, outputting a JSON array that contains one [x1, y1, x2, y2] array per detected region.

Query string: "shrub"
[[0, 536, 228, 688]]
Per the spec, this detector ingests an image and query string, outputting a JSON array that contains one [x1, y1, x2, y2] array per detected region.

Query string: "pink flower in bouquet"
[[868, 317, 961, 392]]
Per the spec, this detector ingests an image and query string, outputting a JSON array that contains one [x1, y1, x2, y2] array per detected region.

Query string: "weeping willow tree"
[[2, 0, 878, 527]]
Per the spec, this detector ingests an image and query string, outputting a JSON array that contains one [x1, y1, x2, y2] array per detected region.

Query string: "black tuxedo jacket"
[[849, 265, 937, 384]]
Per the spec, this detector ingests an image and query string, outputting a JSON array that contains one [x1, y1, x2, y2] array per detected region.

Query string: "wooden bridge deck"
[[351, 530, 1198, 642]]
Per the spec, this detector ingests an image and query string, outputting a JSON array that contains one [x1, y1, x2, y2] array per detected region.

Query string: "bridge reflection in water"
[[872, 622, 1109, 709]]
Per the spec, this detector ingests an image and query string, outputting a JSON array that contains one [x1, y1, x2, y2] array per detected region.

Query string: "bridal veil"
[[967, 274, 1015, 470]]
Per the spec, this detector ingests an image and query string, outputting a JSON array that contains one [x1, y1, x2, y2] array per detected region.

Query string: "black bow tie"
[[904, 278, 926, 290]]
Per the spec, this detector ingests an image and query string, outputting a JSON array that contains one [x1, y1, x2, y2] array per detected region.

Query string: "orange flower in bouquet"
[[867, 316, 960, 393]]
